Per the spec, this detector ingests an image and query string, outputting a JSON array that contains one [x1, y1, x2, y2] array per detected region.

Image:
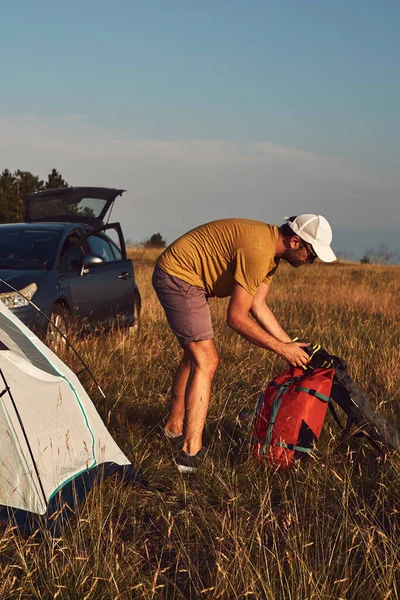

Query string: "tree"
[[360, 243, 400, 265], [45, 168, 68, 190], [0, 169, 19, 223], [15, 170, 45, 219], [0, 168, 68, 223], [360, 254, 371, 265], [0, 169, 43, 223], [144, 233, 167, 248], [362, 243, 399, 265]]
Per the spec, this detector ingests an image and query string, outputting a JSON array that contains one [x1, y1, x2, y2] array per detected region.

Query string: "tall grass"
[[1, 250, 399, 599]]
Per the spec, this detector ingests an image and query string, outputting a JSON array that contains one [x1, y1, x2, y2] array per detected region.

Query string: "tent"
[[0, 300, 141, 534]]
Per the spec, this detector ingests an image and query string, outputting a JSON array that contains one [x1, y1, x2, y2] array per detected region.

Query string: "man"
[[152, 214, 336, 472]]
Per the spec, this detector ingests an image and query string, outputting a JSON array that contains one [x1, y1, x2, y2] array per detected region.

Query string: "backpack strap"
[[328, 401, 346, 429], [275, 442, 313, 454], [261, 379, 295, 455], [294, 386, 331, 403], [328, 402, 368, 437], [329, 405, 382, 454]]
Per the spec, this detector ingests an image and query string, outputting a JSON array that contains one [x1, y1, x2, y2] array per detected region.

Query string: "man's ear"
[[289, 235, 302, 250]]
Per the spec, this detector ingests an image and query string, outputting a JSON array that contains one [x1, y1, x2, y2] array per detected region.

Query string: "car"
[[0, 186, 141, 349]]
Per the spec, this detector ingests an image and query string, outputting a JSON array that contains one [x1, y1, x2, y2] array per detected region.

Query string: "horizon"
[[127, 226, 400, 264]]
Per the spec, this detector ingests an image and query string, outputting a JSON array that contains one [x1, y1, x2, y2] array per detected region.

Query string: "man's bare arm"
[[250, 282, 293, 343], [227, 282, 310, 367]]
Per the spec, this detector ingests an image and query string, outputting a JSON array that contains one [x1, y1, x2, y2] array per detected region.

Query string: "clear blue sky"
[[2, 1, 400, 159], [1, 1, 399, 254]]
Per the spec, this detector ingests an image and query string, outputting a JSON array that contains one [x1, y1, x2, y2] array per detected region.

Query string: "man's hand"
[[278, 341, 310, 367]]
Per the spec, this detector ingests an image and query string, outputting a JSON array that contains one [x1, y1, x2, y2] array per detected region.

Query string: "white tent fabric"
[[0, 300, 131, 521]]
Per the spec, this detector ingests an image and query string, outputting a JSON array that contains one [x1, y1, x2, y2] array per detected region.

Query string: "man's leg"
[[165, 340, 219, 452], [152, 264, 216, 455], [164, 349, 191, 436], [182, 339, 219, 455]]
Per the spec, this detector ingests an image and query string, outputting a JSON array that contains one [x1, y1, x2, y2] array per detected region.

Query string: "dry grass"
[[1, 249, 399, 599]]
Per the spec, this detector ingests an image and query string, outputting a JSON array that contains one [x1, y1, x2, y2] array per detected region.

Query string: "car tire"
[[46, 304, 71, 355]]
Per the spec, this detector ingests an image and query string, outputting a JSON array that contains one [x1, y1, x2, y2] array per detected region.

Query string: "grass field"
[[1, 248, 399, 599]]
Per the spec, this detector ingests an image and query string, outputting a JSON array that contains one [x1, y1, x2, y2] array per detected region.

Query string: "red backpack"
[[252, 366, 335, 468]]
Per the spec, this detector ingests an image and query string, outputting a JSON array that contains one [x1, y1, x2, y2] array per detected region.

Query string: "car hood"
[[0, 269, 48, 293]]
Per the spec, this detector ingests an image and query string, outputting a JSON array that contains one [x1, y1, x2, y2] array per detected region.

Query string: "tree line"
[[0, 168, 68, 223]]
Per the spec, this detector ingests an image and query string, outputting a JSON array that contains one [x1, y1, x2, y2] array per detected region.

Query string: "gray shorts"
[[152, 264, 214, 348]]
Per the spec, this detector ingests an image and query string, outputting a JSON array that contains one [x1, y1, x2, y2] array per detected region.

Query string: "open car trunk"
[[25, 187, 125, 226]]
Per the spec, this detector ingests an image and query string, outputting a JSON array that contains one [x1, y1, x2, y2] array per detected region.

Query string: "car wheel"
[[129, 293, 141, 335], [46, 304, 71, 355]]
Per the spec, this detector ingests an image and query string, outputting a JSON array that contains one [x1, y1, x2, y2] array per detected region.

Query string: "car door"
[[57, 229, 100, 323], [84, 226, 136, 325]]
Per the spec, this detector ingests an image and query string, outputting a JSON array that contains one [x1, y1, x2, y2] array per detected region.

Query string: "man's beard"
[[282, 248, 307, 268]]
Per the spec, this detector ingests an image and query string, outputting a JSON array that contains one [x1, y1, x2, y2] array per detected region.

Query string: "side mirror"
[[80, 254, 103, 276]]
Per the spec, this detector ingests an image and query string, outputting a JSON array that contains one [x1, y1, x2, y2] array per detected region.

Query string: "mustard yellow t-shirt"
[[157, 219, 279, 297]]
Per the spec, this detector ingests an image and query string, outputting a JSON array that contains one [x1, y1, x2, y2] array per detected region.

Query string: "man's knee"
[[203, 350, 219, 378], [197, 355, 219, 379], [186, 341, 219, 378]]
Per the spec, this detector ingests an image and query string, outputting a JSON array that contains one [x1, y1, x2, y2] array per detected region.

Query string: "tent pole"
[[0, 278, 107, 400]]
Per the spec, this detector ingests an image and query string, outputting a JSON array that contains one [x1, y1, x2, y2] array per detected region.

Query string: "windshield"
[[0, 229, 61, 270]]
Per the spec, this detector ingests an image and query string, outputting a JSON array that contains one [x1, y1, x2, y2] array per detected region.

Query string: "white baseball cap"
[[285, 214, 337, 263]]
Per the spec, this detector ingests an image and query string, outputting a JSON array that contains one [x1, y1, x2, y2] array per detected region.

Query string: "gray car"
[[0, 187, 140, 347]]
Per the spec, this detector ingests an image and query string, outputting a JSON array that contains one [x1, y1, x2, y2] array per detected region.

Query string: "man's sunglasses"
[[304, 241, 318, 259]]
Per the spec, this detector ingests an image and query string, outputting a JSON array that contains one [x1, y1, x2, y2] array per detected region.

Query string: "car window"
[[59, 232, 84, 271], [0, 228, 60, 270], [109, 238, 122, 260], [87, 234, 115, 263], [28, 195, 107, 221], [102, 227, 123, 260]]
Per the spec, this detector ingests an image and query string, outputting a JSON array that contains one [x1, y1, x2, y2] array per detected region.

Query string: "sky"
[[1, 1, 399, 258]]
